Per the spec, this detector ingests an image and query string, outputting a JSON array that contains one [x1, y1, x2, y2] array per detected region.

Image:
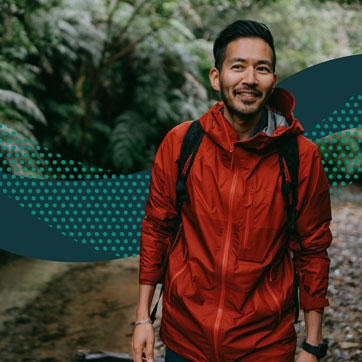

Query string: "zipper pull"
[[229, 145, 235, 170], [246, 188, 253, 208]]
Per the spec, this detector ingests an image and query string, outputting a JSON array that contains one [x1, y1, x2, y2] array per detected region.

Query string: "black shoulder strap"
[[276, 135, 302, 247], [276, 134, 303, 324], [175, 119, 204, 214], [150, 120, 204, 323]]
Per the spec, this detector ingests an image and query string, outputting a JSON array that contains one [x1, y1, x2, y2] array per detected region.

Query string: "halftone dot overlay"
[[0, 94, 361, 259], [0, 135, 151, 258], [303, 95, 362, 198]]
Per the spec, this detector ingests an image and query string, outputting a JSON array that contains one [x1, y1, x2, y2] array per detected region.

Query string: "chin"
[[236, 106, 261, 116]]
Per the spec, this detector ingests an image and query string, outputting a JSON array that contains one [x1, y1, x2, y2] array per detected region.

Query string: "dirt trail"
[[0, 258, 141, 361]]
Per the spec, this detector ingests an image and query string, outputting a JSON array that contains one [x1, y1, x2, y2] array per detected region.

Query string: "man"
[[132, 20, 332, 362]]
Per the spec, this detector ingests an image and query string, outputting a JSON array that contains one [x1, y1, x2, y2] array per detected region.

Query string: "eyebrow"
[[228, 57, 273, 69]]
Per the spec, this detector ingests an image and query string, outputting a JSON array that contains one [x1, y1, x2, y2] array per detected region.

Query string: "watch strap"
[[302, 339, 328, 358]]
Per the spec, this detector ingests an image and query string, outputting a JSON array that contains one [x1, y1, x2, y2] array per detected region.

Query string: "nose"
[[243, 67, 257, 85]]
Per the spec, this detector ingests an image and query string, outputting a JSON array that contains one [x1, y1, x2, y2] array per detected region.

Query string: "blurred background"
[[0, 0, 361, 361]]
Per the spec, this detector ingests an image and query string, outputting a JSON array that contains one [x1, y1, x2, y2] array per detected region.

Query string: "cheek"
[[221, 73, 241, 89], [259, 78, 276, 92]]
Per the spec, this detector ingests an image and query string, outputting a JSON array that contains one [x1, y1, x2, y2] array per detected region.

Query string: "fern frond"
[[0, 90, 47, 125], [169, 18, 195, 40], [111, 111, 150, 172]]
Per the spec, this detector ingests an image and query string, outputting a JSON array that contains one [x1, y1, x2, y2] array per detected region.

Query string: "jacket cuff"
[[299, 290, 329, 310], [303, 308, 324, 314], [139, 270, 164, 285]]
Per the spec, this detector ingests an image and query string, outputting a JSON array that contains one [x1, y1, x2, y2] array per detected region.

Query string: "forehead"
[[224, 37, 274, 62]]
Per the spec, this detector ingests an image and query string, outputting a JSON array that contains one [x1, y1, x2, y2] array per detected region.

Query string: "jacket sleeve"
[[289, 138, 333, 311], [139, 123, 189, 285]]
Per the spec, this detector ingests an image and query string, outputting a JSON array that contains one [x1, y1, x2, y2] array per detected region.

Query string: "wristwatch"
[[302, 339, 328, 359]]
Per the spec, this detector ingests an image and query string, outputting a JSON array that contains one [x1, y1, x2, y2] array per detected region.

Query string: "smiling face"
[[210, 37, 277, 124]]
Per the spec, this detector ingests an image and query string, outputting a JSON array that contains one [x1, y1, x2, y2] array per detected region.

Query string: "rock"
[[339, 342, 360, 349]]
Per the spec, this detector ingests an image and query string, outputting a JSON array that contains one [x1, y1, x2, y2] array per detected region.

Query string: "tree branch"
[[106, 28, 155, 65], [118, 0, 149, 37]]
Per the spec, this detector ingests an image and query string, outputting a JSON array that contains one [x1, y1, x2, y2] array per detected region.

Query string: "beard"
[[220, 81, 274, 121]]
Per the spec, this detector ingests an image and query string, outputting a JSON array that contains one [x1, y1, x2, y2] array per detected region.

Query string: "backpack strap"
[[276, 135, 303, 324], [175, 120, 204, 223], [150, 120, 204, 323]]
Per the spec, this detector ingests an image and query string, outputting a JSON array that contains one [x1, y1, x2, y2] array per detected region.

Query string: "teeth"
[[239, 93, 256, 97]]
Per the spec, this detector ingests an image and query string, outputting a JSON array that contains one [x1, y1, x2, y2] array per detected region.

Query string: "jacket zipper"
[[213, 146, 238, 362], [242, 187, 254, 249], [265, 266, 282, 327]]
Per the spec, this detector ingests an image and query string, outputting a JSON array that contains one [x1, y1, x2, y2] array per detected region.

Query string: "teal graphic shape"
[[0, 169, 150, 260], [302, 95, 362, 197], [0, 55, 361, 261]]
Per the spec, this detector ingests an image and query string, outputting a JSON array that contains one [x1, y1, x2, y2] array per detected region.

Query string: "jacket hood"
[[199, 87, 304, 152]]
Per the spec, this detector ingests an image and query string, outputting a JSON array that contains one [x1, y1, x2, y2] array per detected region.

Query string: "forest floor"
[[0, 186, 361, 362]]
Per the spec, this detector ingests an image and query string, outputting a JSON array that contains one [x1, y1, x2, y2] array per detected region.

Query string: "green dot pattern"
[[0, 94, 361, 258], [0, 162, 150, 258], [303, 95, 362, 198]]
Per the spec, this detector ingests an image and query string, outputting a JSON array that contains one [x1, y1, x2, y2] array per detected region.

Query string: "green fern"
[[0, 90, 46, 125], [111, 111, 153, 173]]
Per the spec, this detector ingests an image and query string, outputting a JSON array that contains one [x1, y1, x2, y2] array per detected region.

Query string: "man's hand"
[[133, 284, 157, 361], [296, 349, 320, 361], [132, 323, 155, 362]]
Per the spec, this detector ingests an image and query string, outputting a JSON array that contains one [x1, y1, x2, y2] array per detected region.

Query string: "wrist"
[[136, 313, 151, 322], [301, 350, 320, 361], [136, 305, 151, 320], [305, 336, 323, 346], [133, 319, 153, 330]]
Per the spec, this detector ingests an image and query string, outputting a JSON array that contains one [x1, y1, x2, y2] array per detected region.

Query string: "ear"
[[271, 73, 278, 93], [209, 67, 220, 92]]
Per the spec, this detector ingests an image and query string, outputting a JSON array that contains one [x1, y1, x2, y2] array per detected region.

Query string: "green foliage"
[[112, 111, 151, 172], [0, 0, 360, 177], [187, 0, 362, 81], [0, 90, 46, 124], [0, 88, 47, 176]]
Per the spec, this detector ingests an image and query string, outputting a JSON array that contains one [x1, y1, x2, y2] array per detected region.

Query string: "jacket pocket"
[[164, 228, 196, 303], [166, 262, 188, 302], [265, 253, 296, 329], [236, 184, 285, 263], [237, 185, 267, 263], [242, 187, 253, 249], [265, 266, 283, 329], [238, 273, 282, 331]]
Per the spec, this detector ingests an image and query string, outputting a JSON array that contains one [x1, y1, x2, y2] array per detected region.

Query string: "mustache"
[[233, 87, 262, 97]]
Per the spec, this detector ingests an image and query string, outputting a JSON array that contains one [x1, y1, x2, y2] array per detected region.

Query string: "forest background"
[[0, 1, 361, 360], [0, 0, 361, 178]]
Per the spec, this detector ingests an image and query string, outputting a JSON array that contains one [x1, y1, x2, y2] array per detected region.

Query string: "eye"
[[256, 66, 271, 72], [231, 64, 244, 70]]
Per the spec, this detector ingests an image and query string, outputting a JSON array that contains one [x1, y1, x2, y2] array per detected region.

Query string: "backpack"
[[150, 120, 304, 324]]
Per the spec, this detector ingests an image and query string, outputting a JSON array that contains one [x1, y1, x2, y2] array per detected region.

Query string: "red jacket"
[[139, 88, 332, 361]]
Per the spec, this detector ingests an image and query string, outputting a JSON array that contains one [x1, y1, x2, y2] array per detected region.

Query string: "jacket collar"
[[199, 87, 304, 152]]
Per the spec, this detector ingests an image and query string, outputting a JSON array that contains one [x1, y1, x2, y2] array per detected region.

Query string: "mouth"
[[234, 90, 261, 101]]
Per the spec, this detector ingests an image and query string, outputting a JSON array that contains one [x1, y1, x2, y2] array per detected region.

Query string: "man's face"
[[210, 37, 277, 121]]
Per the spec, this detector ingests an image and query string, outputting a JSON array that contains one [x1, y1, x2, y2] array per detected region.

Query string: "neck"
[[223, 107, 262, 141]]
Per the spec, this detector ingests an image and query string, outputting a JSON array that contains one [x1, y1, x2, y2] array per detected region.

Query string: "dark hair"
[[213, 20, 276, 72]]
